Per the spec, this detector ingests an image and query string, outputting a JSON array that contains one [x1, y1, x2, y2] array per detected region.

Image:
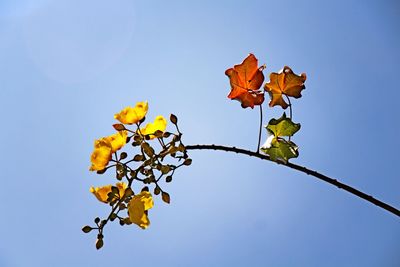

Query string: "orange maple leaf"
[[225, 54, 265, 109], [264, 66, 306, 109]]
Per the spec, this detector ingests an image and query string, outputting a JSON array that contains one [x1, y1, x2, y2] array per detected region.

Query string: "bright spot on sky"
[[21, 0, 135, 83]]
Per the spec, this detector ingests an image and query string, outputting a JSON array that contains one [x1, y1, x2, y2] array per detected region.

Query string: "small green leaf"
[[266, 113, 301, 137], [261, 137, 299, 163]]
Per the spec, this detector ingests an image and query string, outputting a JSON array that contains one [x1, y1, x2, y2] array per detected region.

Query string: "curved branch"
[[185, 144, 400, 217]]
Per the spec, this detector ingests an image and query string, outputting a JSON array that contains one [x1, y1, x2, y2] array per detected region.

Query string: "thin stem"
[[285, 95, 293, 141], [285, 95, 292, 120], [185, 144, 400, 218], [257, 105, 263, 152]]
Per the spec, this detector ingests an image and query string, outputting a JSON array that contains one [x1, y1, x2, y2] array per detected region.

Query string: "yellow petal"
[[105, 130, 128, 153], [140, 115, 167, 139], [114, 101, 148, 124], [128, 202, 149, 229], [89, 138, 112, 171], [90, 182, 128, 204], [128, 191, 154, 229], [90, 185, 112, 203], [116, 182, 128, 198]]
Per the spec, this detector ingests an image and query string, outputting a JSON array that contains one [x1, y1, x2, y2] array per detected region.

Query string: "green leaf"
[[261, 137, 299, 163], [266, 113, 300, 137]]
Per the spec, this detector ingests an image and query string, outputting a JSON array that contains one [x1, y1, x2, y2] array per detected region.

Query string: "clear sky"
[[0, 0, 399, 266]]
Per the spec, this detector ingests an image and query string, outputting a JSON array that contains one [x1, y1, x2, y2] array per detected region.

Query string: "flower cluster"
[[83, 101, 191, 249]]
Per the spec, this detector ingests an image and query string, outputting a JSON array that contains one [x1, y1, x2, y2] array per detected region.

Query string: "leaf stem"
[[285, 95, 293, 120], [257, 105, 263, 152], [185, 144, 400, 218], [285, 95, 293, 141]]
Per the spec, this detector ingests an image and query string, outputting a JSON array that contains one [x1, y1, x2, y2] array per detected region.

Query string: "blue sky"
[[0, 0, 399, 266]]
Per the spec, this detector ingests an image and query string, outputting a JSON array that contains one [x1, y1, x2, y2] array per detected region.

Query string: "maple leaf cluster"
[[225, 54, 306, 109], [225, 54, 307, 163]]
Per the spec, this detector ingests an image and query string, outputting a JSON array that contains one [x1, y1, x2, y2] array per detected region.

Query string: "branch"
[[185, 144, 400, 217]]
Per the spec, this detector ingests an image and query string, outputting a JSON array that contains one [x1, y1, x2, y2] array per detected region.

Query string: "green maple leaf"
[[261, 137, 299, 163], [266, 113, 300, 137], [261, 113, 300, 163]]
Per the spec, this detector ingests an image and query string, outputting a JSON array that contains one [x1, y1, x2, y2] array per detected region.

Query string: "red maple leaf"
[[225, 54, 265, 109]]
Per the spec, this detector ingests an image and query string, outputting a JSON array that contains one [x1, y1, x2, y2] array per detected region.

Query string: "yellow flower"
[[114, 101, 148, 124], [128, 191, 154, 229], [89, 138, 112, 171], [105, 130, 127, 153], [140, 115, 167, 139], [90, 182, 128, 203]]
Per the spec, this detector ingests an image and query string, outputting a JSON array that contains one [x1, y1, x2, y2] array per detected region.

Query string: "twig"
[[185, 144, 400, 217]]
